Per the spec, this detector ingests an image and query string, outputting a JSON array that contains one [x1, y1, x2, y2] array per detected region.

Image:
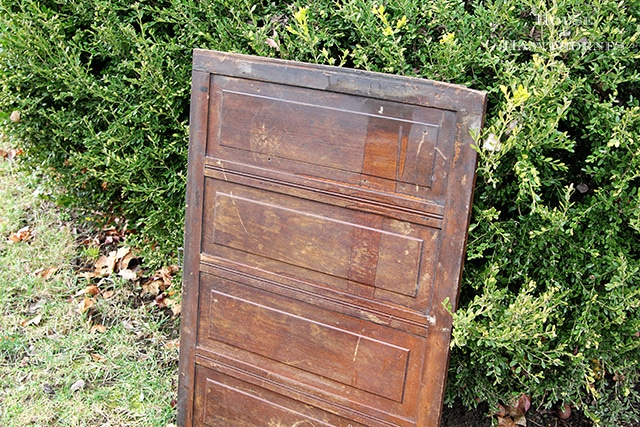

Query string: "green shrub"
[[1, 0, 638, 424]]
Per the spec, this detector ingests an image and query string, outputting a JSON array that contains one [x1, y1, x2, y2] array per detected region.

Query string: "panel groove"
[[203, 162, 445, 226], [198, 259, 432, 335]]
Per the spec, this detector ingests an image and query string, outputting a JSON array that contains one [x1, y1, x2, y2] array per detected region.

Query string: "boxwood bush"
[[1, 0, 638, 424]]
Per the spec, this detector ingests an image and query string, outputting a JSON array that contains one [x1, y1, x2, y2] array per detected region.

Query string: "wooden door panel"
[[194, 365, 371, 427], [193, 278, 424, 427], [179, 50, 486, 427], [207, 75, 458, 205], [196, 273, 423, 405], [200, 178, 440, 309]]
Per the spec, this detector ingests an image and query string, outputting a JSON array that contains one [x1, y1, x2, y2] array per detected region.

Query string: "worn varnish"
[[178, 49, 487, 427]]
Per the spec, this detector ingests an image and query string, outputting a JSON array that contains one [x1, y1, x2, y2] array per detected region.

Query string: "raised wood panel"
[[194, 365, 370, 427], [207, 76, 457, 203], [200, 178, 440, 310], [178, 49, 486, 427], [218, 88, 440, 188], [204, 289, 410, 402], [211, 192, 424, 297], [194, 273, 425, 426]]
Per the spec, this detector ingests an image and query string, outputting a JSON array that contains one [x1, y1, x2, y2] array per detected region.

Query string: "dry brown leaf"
[[170, 301, 181, 317], [78, 270, 99, 280], [160, 265, 179, 284], [34, 266, 59, 280], [265, 38, 280, 51], [118, 250, 139, 271], [102, 290, 115, 300], [115, 246, 130, 262], [73, 287, 87, 297], [516, 394, 531, 414], [505, 405, 523, 418], [90, 353, 107, 363], [163, 297, 181, 317], [85, 285, 101, 296], [8, 226, 33, 244], [94, 252, 117, 276], [155, 294, 168, 308], [90, 324, 107, 334], [497, 416, 516, 427], [0, 147, 21, 161], [10, 110, 21, 122], [76, 297, 95, 314], [141, 279, 163, 296], [513, 413, 527, 426], [74, 285, 100, 297], [504, 403, 526, 427], [164, 340, 180, 350], [118, 268, 138, 281], [21, 314, 42, 327]]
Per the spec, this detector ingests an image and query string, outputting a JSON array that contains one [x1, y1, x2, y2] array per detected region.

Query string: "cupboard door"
[[178, 49, 486, 427]]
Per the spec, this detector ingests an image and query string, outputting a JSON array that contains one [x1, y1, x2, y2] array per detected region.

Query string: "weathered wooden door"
[[178, 49, 486, 427]]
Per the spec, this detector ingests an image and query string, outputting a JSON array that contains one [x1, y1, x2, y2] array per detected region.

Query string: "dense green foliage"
[[1, 0, 638, 424]]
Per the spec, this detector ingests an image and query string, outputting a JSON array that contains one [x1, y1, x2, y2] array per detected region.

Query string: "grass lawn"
[[0, 141, 179, 427]]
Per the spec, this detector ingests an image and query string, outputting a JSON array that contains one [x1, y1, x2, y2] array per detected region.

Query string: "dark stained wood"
[[178, 49, 487, 427]]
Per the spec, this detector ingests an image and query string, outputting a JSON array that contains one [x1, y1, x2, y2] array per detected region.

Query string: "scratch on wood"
[[363, 312, 389, 325], [416, 130, 427, 157], [353, 336, 362, 362], [269, 420, 316, 427], [435, 146, 448, 160], [228, 191, 248, 234]]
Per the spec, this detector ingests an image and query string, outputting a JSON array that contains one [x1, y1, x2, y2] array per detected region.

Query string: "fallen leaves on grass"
[[141, 279, 163, 296], [74, 242, 181, 333], [70, 379, 86, 393], [73, 284, 101, 298], [21, 314, 42, 327], [94, 253, 117, 277], [495, 394, 531, 426], [76, 297, 96, 314], [141, 265, 180, 297], [90, 353, 107, 363], [164, 339, 180, 350], [90, 324, 107, 334], [8, 226, 33, 244], [141, 265, 181, 316], [78, 246, 141, 280], [0, 147, 23, 161], [154, 293, 181, 317], [34, 265, 59, 280], [85, 285, 101, 296]]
